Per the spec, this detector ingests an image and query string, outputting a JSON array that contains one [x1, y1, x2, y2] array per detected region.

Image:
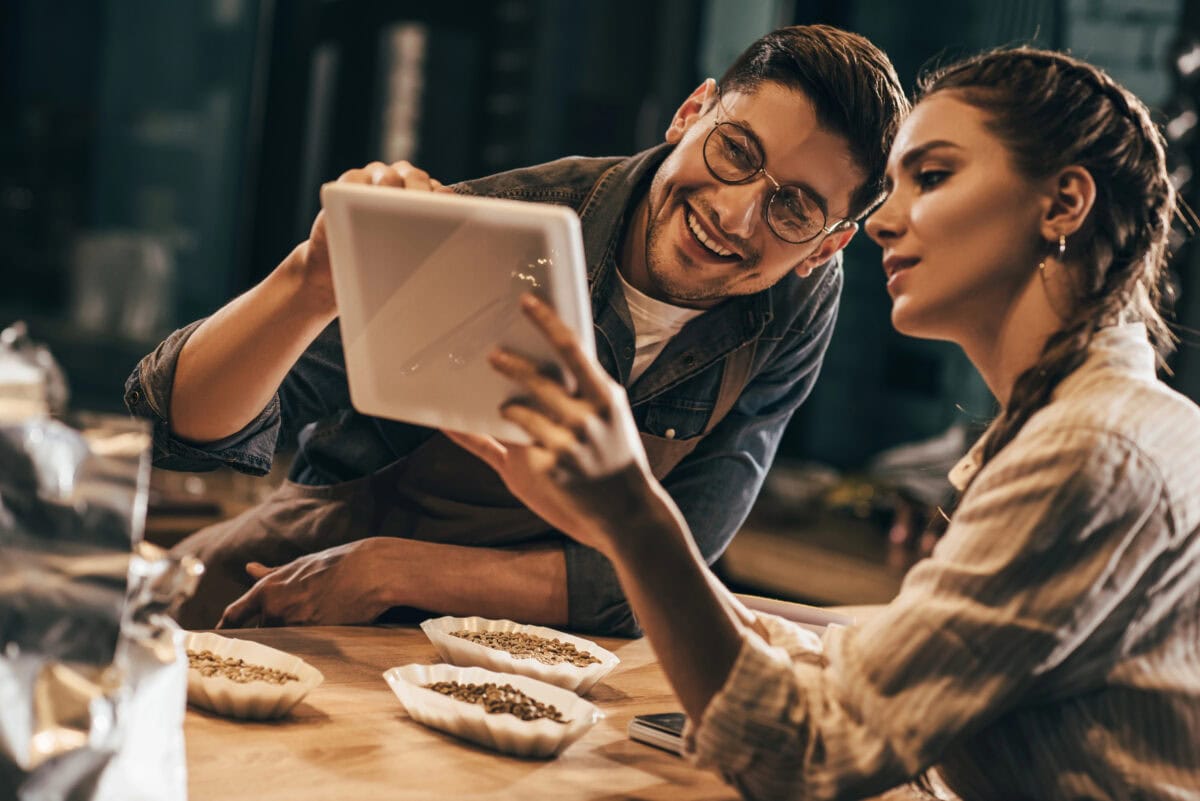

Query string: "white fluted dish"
[[383, 663, 602, 758], [184, 631, 324, 720], [419, 616, 619, 695]]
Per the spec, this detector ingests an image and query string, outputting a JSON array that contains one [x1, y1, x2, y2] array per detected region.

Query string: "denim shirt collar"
[[580, 143, 774, 403]]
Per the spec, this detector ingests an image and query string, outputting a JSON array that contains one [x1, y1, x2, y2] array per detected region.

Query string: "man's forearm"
[[170, 247, 336, 443], [379, 539, 569, 626]]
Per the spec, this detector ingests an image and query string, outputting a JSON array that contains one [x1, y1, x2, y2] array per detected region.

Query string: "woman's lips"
[[883, 255, 919, 292]]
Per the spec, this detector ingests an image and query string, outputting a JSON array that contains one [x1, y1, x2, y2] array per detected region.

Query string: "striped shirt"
[[688, 324, 1200, 800]]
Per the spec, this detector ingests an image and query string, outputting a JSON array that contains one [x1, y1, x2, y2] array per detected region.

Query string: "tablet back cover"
[[321, 183, 595, 442]]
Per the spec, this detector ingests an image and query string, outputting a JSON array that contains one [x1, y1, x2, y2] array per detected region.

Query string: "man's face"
[[631, 80, 863, 308]]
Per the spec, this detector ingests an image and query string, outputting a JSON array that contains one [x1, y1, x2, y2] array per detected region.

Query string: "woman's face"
[[865, 93, 1049, 343]]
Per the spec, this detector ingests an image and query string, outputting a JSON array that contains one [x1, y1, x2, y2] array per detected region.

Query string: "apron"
[[171, 342, 757, 629]]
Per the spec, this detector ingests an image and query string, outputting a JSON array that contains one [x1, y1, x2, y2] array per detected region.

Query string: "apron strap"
[[704, 339, 758, 434]]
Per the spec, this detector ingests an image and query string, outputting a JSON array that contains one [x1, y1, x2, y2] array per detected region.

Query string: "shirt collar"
[[577, 144, 673, 286], [947, 322, 1155, 491]]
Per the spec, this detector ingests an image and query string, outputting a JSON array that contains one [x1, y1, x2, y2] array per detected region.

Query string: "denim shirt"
[[125, 144, 842, 635]]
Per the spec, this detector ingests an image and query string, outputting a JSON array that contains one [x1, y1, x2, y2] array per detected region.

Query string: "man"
[[126, 24, 908, 635]]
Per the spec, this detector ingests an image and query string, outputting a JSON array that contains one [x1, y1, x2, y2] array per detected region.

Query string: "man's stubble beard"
[[642, 186, 761, 305]]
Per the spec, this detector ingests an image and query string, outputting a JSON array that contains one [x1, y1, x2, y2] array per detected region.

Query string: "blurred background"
[[4, 0, 1198, 605]]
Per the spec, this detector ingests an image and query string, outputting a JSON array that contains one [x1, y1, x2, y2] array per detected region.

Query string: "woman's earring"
[[1040, 234, 1067, 272]]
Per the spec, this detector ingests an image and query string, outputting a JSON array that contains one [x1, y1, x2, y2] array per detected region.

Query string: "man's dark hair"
[[719, 24, 909, 219]]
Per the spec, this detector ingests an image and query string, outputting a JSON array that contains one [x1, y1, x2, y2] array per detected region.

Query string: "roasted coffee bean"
[[187, 649, 300, 685], [424, 680, 568, 723], [450, 630, 601, 667]]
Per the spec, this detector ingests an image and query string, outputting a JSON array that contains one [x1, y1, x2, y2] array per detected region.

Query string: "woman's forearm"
[[604, 478, 747, 721]]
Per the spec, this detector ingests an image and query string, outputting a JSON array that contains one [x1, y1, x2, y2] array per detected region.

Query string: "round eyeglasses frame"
[[701, 119, 852, 244]]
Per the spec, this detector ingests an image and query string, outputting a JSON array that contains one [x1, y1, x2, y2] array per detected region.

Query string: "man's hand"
[[288, 160, 448, 316], [216, 539, 391, 628]]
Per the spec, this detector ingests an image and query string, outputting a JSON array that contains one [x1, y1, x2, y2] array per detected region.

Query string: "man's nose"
[[711, 179, 766, 240]]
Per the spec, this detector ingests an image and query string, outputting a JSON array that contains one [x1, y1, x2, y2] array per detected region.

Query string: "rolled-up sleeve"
[[683, 426, 1168, 800], [124, 320, 281, 474]]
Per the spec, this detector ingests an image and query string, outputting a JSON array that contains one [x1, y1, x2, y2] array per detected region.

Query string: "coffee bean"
[[450, 630, 601, 667], [187, 649, 300, 685], [424, 680, 569, 724]]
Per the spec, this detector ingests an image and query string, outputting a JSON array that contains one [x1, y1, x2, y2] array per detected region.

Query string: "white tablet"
[[320, 182, 595, 442]]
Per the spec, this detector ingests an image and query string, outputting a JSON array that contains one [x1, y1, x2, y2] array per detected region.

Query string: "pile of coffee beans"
[[450, 630, 601, 667], [424, 680, 568, 723], [188, 649, 300, 685]]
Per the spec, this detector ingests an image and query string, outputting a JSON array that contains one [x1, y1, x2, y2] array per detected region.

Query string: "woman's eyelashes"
[[915, 168, 951, 191]]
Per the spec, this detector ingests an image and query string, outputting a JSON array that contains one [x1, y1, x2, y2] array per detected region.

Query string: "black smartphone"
[[627, 711, 687, 756]]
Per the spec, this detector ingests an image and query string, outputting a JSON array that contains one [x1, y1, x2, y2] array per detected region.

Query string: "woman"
[[449, 49, 1200, 800]]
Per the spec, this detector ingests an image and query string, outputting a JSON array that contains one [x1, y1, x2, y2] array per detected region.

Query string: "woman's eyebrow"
[[898, 140, 964, 170]]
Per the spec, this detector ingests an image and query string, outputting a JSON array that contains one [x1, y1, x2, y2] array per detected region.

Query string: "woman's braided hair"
[[921, 48, 1177, 528]]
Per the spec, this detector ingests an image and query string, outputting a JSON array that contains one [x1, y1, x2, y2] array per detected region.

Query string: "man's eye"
[[782, 194, 810, 220], [721, 136, 756, 169], [916, 170, 950, 190]]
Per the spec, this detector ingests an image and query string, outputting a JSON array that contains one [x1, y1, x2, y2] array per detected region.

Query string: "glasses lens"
[[705, 123, 762, 182], [769, 186, 826, 243]]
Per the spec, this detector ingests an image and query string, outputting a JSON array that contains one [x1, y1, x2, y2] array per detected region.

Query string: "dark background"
[[3, 0, 1197, 473]]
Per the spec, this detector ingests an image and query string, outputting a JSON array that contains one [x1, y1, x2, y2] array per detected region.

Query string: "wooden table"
[[185, 626, 736, 801], [186, 624, 922, 800]]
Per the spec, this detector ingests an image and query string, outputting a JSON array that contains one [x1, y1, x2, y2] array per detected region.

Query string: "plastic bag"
[[0, 321, 69, 417], [0, 412, 201, 801]]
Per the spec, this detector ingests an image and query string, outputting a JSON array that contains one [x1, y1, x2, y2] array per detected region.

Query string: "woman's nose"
[[865, 193, 905, 245]]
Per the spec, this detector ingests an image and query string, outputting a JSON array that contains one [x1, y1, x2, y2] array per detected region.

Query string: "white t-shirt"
[[616, 269, 705, 385]]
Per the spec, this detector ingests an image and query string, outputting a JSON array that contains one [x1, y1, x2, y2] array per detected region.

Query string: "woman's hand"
[[445, 294, 655, 557]]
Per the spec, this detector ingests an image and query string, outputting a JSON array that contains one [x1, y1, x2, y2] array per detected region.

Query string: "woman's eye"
[[916, 169, 950, 190]]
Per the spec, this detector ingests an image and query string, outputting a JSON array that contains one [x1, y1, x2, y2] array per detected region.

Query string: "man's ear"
[[794, 223, 857, 278], [1039, 165, 1096, 242], [665, 78, 718, 145]]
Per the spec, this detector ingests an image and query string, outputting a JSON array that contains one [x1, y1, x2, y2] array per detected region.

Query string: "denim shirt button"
[[664, 428, 676, 439]]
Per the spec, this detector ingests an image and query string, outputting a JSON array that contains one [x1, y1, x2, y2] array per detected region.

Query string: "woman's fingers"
[[443, 429, 507, 471], [489, 348, 596, 437], [500, 402, 580, 459], [518, 295, 612, 409]]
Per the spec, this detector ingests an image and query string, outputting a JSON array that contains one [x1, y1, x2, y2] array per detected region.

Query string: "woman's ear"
[[664, 78, 718, 145], [1040, 165, 1096, 241]]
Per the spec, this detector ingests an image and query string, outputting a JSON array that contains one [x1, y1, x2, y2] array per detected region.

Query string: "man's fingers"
[[389, 160, 436, 191], [337, 161, 443, 191], [444, 430, 508, 471], [216, 589, 261, 629], [245, 561, 274, 579], [518, 294, 612, 408]]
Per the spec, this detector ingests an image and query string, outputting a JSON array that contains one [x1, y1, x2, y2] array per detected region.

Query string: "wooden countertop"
[[187, 622, 920, 800], [185, 625, 734, 801]]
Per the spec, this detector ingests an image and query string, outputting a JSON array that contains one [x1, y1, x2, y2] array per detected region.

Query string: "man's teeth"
[[686, 210, 734, 257]]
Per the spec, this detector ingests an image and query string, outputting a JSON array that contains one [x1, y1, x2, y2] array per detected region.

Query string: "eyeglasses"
[[702, 105, 850, 244]]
